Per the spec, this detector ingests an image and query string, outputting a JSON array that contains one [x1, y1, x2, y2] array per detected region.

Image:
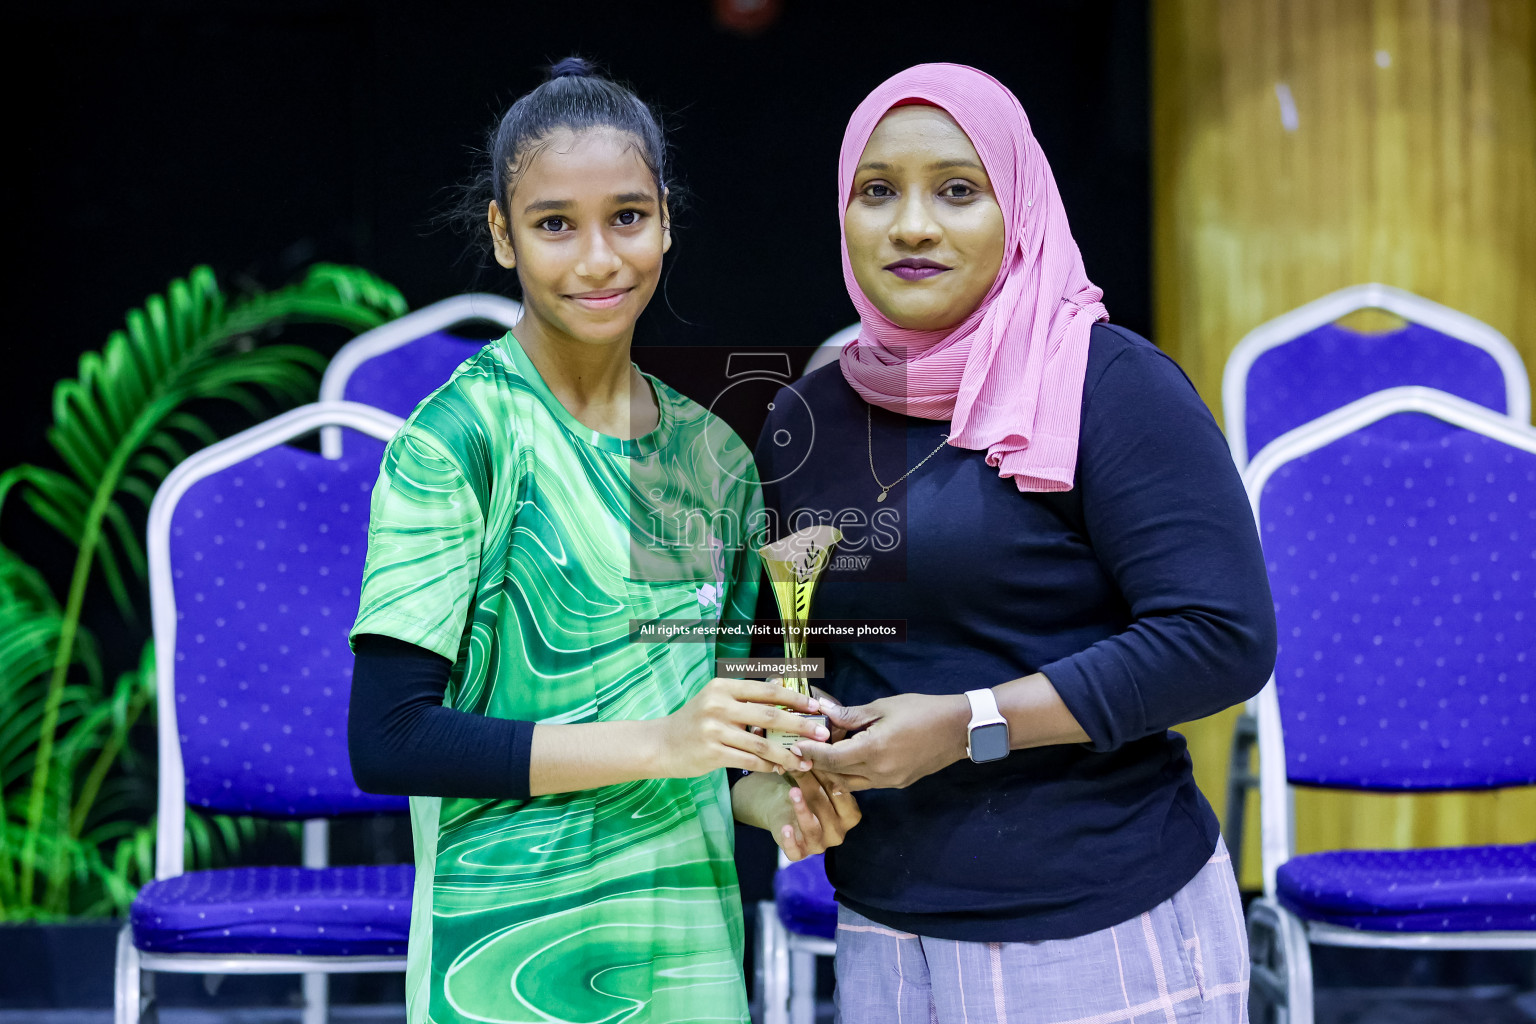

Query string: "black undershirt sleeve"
[[347, 633, 534, 800]]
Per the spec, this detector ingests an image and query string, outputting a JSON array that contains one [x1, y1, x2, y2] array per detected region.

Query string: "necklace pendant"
[[876, 490, 888, 503]]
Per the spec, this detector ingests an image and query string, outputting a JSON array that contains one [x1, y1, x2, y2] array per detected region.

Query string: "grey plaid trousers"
[[833, 838, 1248, 1024]]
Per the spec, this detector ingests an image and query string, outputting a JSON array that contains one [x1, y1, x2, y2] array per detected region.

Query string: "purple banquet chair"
[[117, 402, 407, 1024], [1219, 284, 1530, 876], [318, 292, 520, 458], [1241, 387, 1536, 1024]]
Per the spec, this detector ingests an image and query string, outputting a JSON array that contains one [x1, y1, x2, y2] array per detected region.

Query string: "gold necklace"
[[867, 405, 950, 503]]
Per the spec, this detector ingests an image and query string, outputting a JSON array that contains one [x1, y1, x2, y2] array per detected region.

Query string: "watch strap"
[[964, 688, 1007, 728]]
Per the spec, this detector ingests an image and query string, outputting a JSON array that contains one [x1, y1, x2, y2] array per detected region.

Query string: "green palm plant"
[[0, 263, 406, 919]]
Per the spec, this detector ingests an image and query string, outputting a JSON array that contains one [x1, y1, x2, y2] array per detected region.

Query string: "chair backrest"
[[318, 293, 521, 456], [1244, 386, 1536, 892], [1223, 284, 1529, 466], [801, 323, 860, 377], [147, 402, 407, 879]]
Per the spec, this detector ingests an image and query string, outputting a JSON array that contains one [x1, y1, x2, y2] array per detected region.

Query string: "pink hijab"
[[837, 63, 1109, 492]]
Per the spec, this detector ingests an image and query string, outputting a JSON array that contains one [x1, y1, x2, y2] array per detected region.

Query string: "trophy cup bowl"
[[759, 524, 842, 750]]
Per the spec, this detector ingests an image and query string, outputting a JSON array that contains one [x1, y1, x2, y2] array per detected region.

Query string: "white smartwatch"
[[964, 689, 1010, 763]]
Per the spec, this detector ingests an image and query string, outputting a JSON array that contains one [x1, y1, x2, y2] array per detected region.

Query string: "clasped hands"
[[732, 684, 969, 862], [653, 676, 859, 863], [795, 687, 970, 791]]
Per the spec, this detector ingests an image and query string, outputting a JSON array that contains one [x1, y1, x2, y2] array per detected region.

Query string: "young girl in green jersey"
[[347, 59, 859, 1024]]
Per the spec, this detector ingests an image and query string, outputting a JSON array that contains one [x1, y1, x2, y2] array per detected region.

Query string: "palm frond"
[[0, 467, 90, 545], [67, 642, 155, 841], [24, 264, 401, 604], [98, 502, 145, 620], [0, 261, 406, 917], [0, 541, 61, 610], [179, 809, 295, 874]]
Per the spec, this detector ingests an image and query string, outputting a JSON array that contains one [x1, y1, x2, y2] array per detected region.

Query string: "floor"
[[0, 1013, 400, 1024], [2, 991, 1535, 1023], [1312, 988, 1536, 1024], [5, 943, 1533, 1024]]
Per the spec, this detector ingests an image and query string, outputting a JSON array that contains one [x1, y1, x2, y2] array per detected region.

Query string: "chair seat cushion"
[[775, 854, 836, 940], [131, 865, 413, 956], [1276, 843, 1536, 932]]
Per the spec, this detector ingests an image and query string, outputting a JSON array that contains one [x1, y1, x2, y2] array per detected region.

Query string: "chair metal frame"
[[1240, 386, 1536, 1024], [1222, 283, 1529, 469], [317, 293, 522, 458], [118, 401, 406, 1024]]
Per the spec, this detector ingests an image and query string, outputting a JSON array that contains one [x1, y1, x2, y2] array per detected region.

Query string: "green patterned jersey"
[[351, 332, 762, 1024]]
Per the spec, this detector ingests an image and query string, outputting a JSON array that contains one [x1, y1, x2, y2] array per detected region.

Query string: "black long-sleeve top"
[[752, 323, 1277, 941], [347, 633, 533, 799]]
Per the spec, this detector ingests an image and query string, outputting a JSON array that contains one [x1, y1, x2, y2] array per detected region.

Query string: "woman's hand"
[[809, 685, 852, 742], [655, 677, 829, 778], [733, 769, 862, 861], [796, 692, 970, 790]]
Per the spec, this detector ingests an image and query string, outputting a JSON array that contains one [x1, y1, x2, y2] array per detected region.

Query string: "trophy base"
[[766, 713, 828, 752]]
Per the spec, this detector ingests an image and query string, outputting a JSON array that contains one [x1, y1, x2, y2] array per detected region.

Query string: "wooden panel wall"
[[1152, 0, 1536, 889]]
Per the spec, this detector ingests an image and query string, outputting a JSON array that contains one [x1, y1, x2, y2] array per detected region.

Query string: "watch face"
[[969, 722, 1010, 763]]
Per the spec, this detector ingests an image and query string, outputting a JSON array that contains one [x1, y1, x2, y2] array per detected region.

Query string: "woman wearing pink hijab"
[[741, 64, 1275, 1021]]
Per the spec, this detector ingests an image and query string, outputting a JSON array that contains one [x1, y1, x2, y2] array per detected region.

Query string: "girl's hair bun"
[[549, 56, 595, 80], [449, 56, 670, 259]]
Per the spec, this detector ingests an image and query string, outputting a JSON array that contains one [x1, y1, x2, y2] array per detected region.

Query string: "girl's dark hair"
[[453, 57, 670, 252]]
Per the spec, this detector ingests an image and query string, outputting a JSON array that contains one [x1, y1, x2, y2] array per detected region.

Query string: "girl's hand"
[[733, 769, 862, 861], [657, 677, 829, 778], [796, 692, 970, 790], [777, 768, 862, 860]]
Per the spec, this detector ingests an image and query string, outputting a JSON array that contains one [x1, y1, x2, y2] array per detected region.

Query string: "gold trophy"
[[759, 524, 842, 749]]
